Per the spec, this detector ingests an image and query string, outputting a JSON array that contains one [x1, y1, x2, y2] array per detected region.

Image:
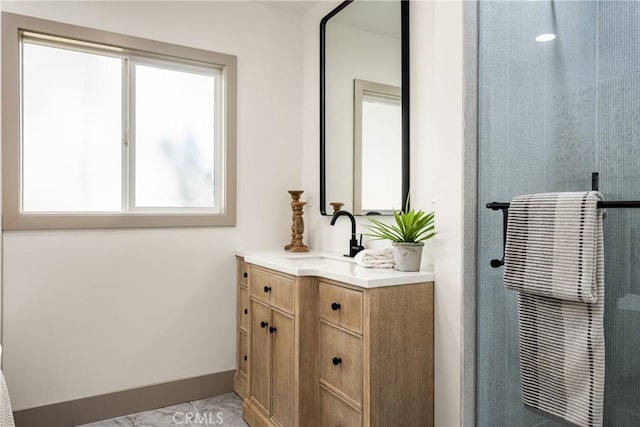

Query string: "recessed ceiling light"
[[536, 33, 556, 42]]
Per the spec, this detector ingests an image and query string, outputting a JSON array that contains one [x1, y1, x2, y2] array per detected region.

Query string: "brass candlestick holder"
[[329, 202, 344, 214], [285, 190, 306, 251], [288, 200, 309, 253]]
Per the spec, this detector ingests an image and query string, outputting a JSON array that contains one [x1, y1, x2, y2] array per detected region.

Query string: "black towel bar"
[[486, 172, 640, 268], [486, 200, 640, 211]]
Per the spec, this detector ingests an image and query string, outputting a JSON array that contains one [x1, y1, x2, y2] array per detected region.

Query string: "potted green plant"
[[364, 200, 435, 272]]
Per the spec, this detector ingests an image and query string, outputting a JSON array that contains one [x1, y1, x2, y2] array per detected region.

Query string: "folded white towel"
[[355, 247, 395, 268]]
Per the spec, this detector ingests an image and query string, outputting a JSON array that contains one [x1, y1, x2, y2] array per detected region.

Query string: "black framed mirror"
[[320, 0, 409, 215]]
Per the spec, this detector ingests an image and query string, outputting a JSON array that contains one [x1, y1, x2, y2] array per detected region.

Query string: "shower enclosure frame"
[[462, 1, 479, 426]]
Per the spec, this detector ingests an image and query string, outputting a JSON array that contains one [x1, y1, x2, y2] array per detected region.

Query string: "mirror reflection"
[[320, 0, 408, 216], [354, 80, 402, 214]]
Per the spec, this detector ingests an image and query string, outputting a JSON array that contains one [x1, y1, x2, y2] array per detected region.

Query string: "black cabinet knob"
[[244, 308, 248, 315], [332, 357, 342, 366], [243, 355, 247, 361], [243, 272, 248, 278], [264, 286, 272, 293], [331, 302, 341, 311], [260, 321, 268, 328], [269, 326, 277, 334]]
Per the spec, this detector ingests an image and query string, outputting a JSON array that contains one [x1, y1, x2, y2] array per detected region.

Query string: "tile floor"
[[78, 392, 248, 427]]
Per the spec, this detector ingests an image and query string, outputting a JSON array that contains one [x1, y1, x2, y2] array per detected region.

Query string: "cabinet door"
[[270, 310, 295, 427], [251, 299, 271, 413]]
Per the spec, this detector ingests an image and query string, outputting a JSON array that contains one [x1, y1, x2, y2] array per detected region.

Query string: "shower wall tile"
[[547, 1, 597, 80], [476, 38, 510, 414], [597, 72, 640, 199], [545, 73, 596, 191], [479, 0, 509, 54], [597, 1, 640, 81], [477, 44, 509, 418], [478, 17, 546, 427], [543, 0, 597, 192], [477, 258, 508, 426], [577, 1, 598, 80], [478, 47, 508, 254], [602, 211, 640, 422], [465, 0, 478, 49], [507, 59, 547, 196], [478, 47, 509, 195], [507, 1, 548, 66], [548, 1, 579, 76], [601, 211, 640, 298], [590, 3, 640, 423], [606, 296, 640, 403], [605, 405, 640, 427]]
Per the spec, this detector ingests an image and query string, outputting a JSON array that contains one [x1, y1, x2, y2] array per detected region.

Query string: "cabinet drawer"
[[239, 286, 249, 332], [319, 386, 362, 427], [319, 281, 363, 333], [239, 330, 248, 377], [238, 259, 249, 286], [250, 267, 294, 314], [320, 322, 362, 406]]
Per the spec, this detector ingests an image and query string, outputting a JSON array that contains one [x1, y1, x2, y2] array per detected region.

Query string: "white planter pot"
[[391, 242, 424, 272]]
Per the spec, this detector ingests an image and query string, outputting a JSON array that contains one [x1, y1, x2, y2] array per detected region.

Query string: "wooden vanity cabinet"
[[242, 264, 318, 427], [235, 258, 434, 427], [234, 257, 250, 399]]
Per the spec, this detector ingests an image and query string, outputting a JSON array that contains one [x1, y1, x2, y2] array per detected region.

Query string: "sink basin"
[[281, 256, 327, 262]]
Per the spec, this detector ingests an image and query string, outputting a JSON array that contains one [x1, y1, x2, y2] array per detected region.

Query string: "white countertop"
[[237, 250, 435, 288]]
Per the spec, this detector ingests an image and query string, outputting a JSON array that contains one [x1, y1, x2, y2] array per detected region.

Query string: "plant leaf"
[[364, 199, 436, 243]]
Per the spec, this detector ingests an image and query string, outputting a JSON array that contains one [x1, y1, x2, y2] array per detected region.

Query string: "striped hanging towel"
[[503, 191, 604, 427]]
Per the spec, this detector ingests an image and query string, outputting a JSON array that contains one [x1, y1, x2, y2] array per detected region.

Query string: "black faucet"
[[330, 210, 365, 257]]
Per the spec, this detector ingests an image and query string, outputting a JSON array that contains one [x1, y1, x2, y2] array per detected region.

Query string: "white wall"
[[1, 1, 303, 411], [412, 2, 465, 426], [303, 1, 466, 426]]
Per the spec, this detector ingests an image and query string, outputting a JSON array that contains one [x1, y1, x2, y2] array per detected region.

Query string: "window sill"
[[2, 211, 236, 230]]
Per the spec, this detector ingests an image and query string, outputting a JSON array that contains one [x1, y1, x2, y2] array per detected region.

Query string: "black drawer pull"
[[244, 308, 248, 315], [243, 272, 248, 278], [264, 286, 272, 293], [260, 321, 268, 328], [332, 357, 342, 366], [331, 302, 341, 311], [269, 326, 277, 334], [243, 355, 247, 361]]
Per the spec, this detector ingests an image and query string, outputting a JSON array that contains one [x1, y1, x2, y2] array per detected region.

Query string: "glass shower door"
[[477, 0, 640, 425]]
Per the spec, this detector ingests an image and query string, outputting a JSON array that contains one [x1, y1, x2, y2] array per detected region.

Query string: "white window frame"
[[2, 12, 237, 230]]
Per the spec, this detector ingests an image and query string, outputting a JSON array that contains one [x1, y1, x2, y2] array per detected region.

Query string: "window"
[[2, 12, 237, 229]]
